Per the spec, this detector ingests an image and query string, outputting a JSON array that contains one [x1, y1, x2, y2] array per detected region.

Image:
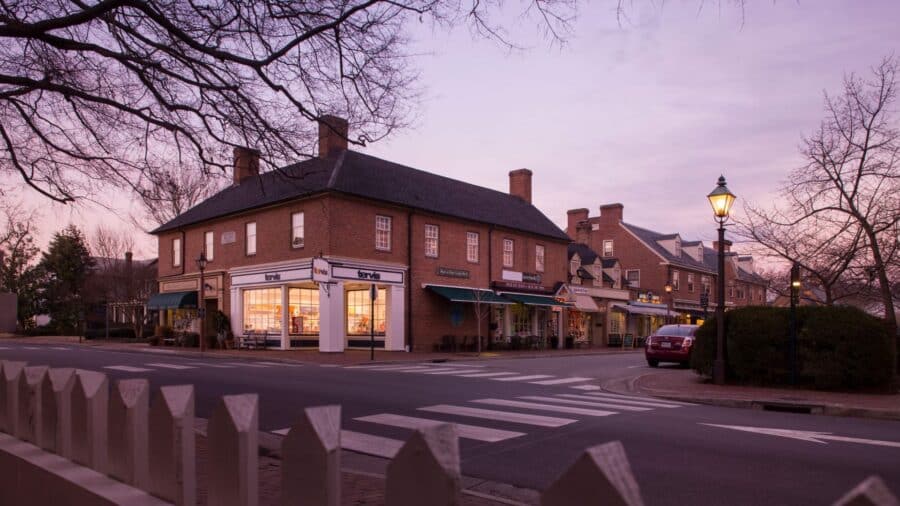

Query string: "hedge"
[[691, 305, 895, 391]]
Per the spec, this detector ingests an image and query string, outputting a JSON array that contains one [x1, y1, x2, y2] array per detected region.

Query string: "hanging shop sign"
[[331, 265, 404, 284], [312, 257, 330, 283], [437, 267, 470, 279]]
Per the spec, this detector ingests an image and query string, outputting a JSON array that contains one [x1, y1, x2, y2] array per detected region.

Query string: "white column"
[[230, 287, 242, 336], [281, 286, 290, 350], [385, 285, 405, 351], [318, 282, 345, 353]]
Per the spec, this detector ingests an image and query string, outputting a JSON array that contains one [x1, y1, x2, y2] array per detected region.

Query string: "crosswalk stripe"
[[256, 361, 301, 367], [23, 346, 40, 350], [358, 365, 427, 371], [355, 414, 525, 442], [104, 365, 154, 373], [221, 362, 270, 368], [271, 428, 403, 459], [145, 363, 196, 370], [345, 364, 408, 370], [456, 372, 518, 378], [396, 367, 442, 372], [581, 392, 691, 408], [0, 347, 8, 350], [492, 374, 554, 382], [419, 404, 575, 427], [519, 395, 652, 412], [529, 377, 593, 386], [422, 368, 484, 375], [472, 398, 616, 417], [429, 363, 485, 368], [571, 384, 602, 391], [184, 362, 235, 369], [51, 347, 70, 351]]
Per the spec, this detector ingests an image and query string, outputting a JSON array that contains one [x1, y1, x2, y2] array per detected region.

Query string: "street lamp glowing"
[[707, 175, 737, 220], [664, 284, 672, 293], [196, 251, 208, 270]]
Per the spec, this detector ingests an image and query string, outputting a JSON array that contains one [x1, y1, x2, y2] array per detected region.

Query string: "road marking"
[[184, 362, 235, 368], [422, 368, 485, 375], [104, 365, 154, 373], [256, 361, 301, 367], [429, 363, 485, 368], [519, 395, 652, 412], [627, 365, 644, 369], [0, 347, 8, 350], [355, 414, 525, 442], [141, 348, 177, 354], [472, 398, 617, 417], [584, 392, 695, 407], [419, 404, 575, 427], [145, 363, 196, 370], [571, 384, 602, 391], [23, 346, 41, 350], [319, 364, 341, 367], [702, 424, 900, 448], [345, 364, 412, 370], [396, 367, 443, 373], [571, 394, 685, 409], [221, 362, 270, 368], [51, 347, 70, 351], [272, 428, 403, 459], [456, 372, 518, 378], [492, 374, 554, 382], [359, 365, 430, 372], [529, 377, 593, 386]]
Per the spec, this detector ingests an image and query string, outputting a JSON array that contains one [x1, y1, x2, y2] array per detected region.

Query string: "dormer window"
[[569, 258, 580, 276], [675, 239, 682, 257]]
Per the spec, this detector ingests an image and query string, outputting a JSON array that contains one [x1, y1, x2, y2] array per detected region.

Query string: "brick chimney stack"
[[509, 169, 533, 204], [233, 146, 260, 185], [599, 203, 624, 223], [712, 240, 732, 253], [318, 115, 349, 159], [566, 208, 589, 240]]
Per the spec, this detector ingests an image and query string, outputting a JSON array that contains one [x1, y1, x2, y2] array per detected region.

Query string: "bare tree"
[[0, 0, 575, 203], [130, 167, 227, 230], [91, 224, 134, 270]]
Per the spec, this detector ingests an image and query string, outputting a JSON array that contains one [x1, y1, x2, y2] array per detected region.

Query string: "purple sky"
[[22, 0, 900, 259]]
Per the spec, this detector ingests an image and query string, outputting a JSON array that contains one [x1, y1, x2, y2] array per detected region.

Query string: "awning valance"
[[147, 291, 198, 310], [611, 302, 669, 317], [572, 295, 600, 312], [501, 292, 570, 307], [425, 285, 511, 304]]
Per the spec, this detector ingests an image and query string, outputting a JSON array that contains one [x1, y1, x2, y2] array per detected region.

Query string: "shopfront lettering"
[[437, 267, 470, 279], [522, 272, 542, 284], [265, 273, 281, 281], [357, 270, 381, 281]]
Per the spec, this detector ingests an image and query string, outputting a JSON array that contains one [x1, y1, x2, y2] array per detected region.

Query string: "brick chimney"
[[566, 208, 589, 240], [233, 146, 260, 185], [318, 115, 349, 159], [599, 203, 624, 223], [509, 169, 533, 204], [712, 240, 732, 253]]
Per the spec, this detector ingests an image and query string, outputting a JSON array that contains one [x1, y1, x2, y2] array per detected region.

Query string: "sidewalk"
[[607, 368, 900, 421]]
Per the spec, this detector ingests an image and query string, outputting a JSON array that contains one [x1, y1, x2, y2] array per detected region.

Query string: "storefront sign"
[[437, 267, 470, 279], [221, 231, 236, 244], [522, 272, 542, 284], [264, 273, 281, 281], [568, 286, 590, 295], [493, 280, 546, 293], [501, 269, 541, 284], [231, 268, 311, 286], [332, 265, 404, 284], [312, 257, 330, 282]]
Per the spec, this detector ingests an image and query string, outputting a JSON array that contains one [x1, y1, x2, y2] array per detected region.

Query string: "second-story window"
[[246, 222, 257, 255], [603, 240, 614, 257], [292, 212, 304, 248], [424, 224, 439, 258], [687, 273, 694, 292], [172, 237, 181, 267], [728, 283, 735, 299], [375, 215, 392, 251], [535, 245, 545, 272], [204, 231, 214, 261], [503, 239, 514, 268], [702, 275, 711, 294], [672, 270, 680, 290], [626, 269, 640, 287], [466, 232, 479, 263]]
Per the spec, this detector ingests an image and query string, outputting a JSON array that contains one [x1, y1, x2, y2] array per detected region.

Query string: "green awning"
[[426, 285, 511, 304], [501, 292, 570, 307], [147, 291, 198, 310]]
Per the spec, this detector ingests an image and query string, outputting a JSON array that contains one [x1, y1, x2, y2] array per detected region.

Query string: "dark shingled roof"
[[153, 150, 569, 241], [567, 243, 598, 264], [622, 222, 715, 274]]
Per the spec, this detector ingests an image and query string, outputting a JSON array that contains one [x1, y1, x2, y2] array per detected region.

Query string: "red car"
[[645, 324, 699, 367]]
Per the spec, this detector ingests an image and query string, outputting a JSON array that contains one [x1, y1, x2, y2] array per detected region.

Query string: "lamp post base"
[[713, 359, 726, 385]]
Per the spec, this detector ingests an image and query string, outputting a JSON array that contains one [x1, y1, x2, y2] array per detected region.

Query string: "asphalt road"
[[2, 342, 898, 505]]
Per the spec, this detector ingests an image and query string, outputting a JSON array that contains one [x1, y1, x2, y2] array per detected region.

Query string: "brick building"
[[150, 118, 570, 352], [565, 203, 767, 342]]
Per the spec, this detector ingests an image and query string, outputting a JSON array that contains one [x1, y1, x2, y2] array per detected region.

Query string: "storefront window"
[[289, 288, 319, 335], [347, 288, 386, 335], [609, 311, 625, 335], [243, 288, 282, 333], [511, 303, 531, 335]]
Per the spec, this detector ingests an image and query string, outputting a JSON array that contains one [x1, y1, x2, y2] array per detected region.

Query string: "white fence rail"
[[0, 359, 895, 506]]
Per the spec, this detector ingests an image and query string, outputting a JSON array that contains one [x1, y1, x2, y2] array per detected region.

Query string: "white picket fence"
[[0, 359, 895, 506]]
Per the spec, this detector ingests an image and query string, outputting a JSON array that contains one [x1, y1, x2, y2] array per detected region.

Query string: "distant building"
[[83, 252, 158, 331]]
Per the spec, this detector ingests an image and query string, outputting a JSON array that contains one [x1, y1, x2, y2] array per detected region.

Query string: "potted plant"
[[214, 310, 232, 349]]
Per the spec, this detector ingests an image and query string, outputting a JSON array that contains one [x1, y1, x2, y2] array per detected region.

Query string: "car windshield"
[[655, 325, 697, 337]]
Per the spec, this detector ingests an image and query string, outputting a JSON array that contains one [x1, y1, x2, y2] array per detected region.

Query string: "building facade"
[[151, 118, 570, 352]]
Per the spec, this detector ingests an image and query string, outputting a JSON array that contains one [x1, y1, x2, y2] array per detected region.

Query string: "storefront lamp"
[[707, 175, 736, 221], [196, 251, 208, 271], [664, 284, 672, 293]]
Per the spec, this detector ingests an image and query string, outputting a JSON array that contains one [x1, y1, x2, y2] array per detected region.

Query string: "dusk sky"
[[21, 0, 900, 259]]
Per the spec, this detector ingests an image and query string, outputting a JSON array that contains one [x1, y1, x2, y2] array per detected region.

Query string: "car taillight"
[[683, 337, 693, 347]]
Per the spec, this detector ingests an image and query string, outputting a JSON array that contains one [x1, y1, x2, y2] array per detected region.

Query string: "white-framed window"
[[728, 283, 735, 299], [375, 215, 391, 251], [535, 244, 545, 272], [702, 275, 711, 294], [466, 232, 479, 263], [424, 224, 439, 258], [346, 288, 386, 335], [288, 287, 319, 335], [503, 239, 514, 268], [603, 240, 614, 257], [626, 269, 640, 287], [672, 270, 680, 290], [675, 239, 682, 257], [687, 273, 694, 292], [172, 237, 181, 267], [246, 222, 257, 255], [243, 288, 282, 333], [204, 231, 214, 261], [291, 212, 304, 248]]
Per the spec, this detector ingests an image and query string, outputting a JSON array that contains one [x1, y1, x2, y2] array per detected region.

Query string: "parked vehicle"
[[645, 324, 699, 367]]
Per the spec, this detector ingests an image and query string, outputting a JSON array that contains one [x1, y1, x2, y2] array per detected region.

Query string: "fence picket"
[[833, 475, 899, 506], [16, 365, 48, 443], [70, 369, 109, 473], [43, 367, 76, 456], [0, 360, 26, 434], [281, 405, 342, 506], [386, 423, 460, 506], [148, 384, 196, 506], [207, 393, 259, 506], [541, 440, 644, 506], [109, 378, 150, 488]]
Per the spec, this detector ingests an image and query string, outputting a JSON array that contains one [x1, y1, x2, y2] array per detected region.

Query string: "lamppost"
[[789, 262, 801, 385], [664, 283, 673, 324], [707, 175, 736, 385], [196, 251, 208, 352]]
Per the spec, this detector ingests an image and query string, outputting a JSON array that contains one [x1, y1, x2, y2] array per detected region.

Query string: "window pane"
[[246, 222, 257, 255], [536, 245, 545, 272], [346, 288, 386, 335], [503, 239, 514, 267], [425, 224, 439, 257], [242, 288, 282, 333], [376, 216, 391, 250], [292, 212, 304, 248], [289, 287, 319, 335], [205, 231, 214, 261], [466, 232, 479, 262], [173, 238, 181, 267]]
